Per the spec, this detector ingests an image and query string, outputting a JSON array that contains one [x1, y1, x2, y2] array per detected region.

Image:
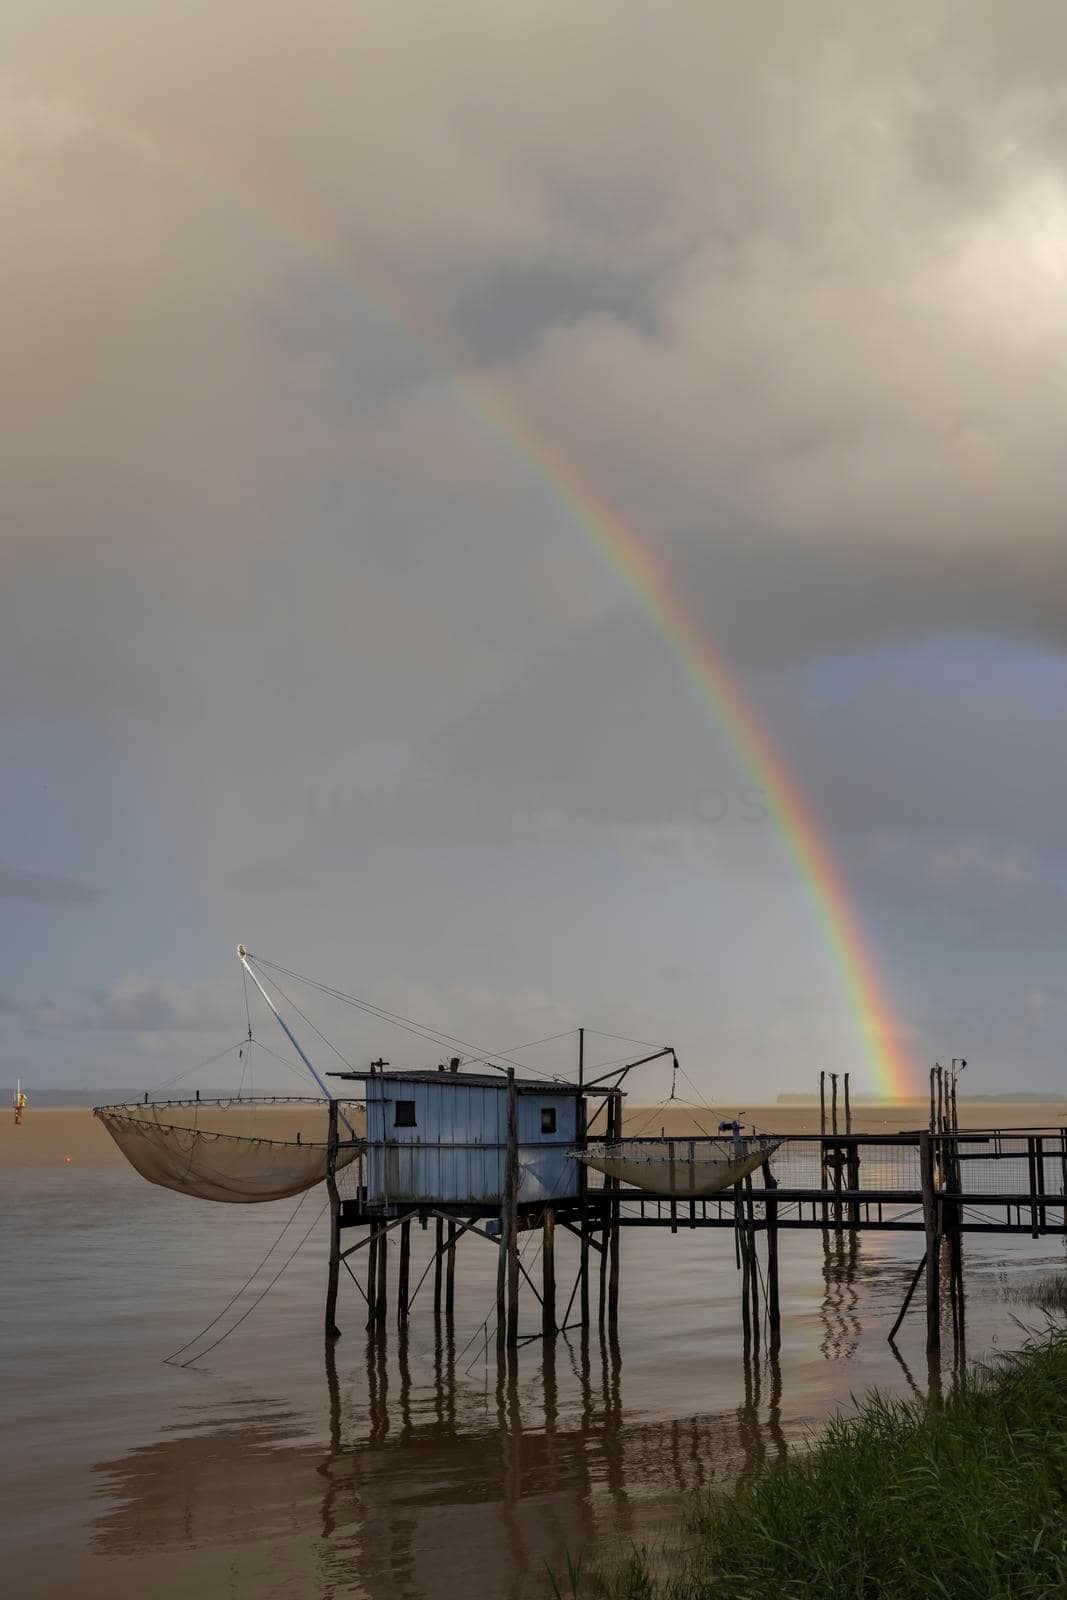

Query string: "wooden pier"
[[324, 1096, 1067, 1360]]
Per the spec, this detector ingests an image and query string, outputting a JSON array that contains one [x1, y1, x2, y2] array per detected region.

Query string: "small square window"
[[540, 1106, 557, 1135], [394, 1100, 417, 1128]]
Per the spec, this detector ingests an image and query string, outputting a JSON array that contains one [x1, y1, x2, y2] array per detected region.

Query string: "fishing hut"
[[325, 1056, 626, 1349]]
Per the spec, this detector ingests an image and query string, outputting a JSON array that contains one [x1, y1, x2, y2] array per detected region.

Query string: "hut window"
[[394, 1099, 417, 1128], [540, 1106, 557, 1135]]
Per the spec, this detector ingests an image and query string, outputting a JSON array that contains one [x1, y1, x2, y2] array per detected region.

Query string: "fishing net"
[[94, 1098, 362, 1203]]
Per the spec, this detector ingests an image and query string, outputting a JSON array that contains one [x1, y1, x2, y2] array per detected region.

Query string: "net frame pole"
[[238, 948, 355, 1136]]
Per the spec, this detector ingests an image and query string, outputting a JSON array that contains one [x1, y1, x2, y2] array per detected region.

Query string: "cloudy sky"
[[4, 1, 1067, 1101]]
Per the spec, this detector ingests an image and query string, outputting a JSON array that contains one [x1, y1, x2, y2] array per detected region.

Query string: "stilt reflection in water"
[[820, 1231, 862, 1361]]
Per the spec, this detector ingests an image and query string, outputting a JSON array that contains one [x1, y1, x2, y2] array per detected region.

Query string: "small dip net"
[[94, 1097, 362, 1203]]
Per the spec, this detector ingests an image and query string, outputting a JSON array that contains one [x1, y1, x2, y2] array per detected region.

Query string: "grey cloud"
[[226, 859, 319, 893], [33, 976, 240, 1033], [0, 866, 99, 905]]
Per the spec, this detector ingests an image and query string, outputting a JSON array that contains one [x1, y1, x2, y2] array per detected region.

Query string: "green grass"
[[553, 1334, 1067, 1600]]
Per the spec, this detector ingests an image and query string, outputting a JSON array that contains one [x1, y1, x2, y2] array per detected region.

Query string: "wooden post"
[[920, 1131, 941, 1355], [433, 1216, 444, 1317], [397, 1218, 411, 1330], [365, 1222, 378, 1331], [745, 1174, 760, 1356], [542, 1208, 556, 1340], [819, 1070, 828, 1223], [844, 1073, 860, 1225], [505, 1069, 520, 1348], [829, 1073, 843, 1233], [736, 1182, 751, 1352], [374, 1223, 388, 1327], [495, 1201, 508, 1351], [1027, 1138, 1040, 1238], [607, 1093, 621, 1330], [445, 1219, 456, 1319], [929, 1065, 936, 1135], [324, 1099, 342, 1339], [762, 1159, 781, 1350], [1035, 1136, 1047, 1232], [578, 1034, 590, 1330]]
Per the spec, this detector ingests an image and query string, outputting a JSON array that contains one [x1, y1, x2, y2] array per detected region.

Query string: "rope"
[[585, 1028, 660, 1049], [161, 1189, 313, 1362], [149, 1040, 247, 1097], [247, 954, 571, 1083], [166, 1199, 327, 1367]]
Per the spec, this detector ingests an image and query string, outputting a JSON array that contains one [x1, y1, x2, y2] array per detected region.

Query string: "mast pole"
[[237, 946, 355, 1136]]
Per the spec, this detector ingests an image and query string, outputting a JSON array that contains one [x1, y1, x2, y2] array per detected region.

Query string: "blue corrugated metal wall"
[[365, 1079, 579, 1205]]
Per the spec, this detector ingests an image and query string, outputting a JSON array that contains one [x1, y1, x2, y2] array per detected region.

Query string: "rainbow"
[[106, 128, 913, 1096], [478, 403, 912, 1098], [348, 281, 915, 1098]]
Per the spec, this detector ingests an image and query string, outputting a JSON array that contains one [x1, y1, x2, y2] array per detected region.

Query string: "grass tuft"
[[556, 1333, 1067, 1599], [1002, 1273, 1067, 1314]]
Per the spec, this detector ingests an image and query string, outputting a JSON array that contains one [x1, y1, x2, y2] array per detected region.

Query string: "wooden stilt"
[[542, 1208, 556, 1341], [578, 1031, 590, 1330], [324, 1099, 342, 1339], [505, 1069, 520, 1349], [819, 1070, 828, 1224], [745, 1174, 760, 1355], [397, 1218, 411, 1330], [365, 1222, 379, 1331], [920, 1131, 941, 1355], [433, 1216, 444, 1317], [445, 1219, 456, 1319], [374, 1223, 388, 1327], [607, 1095, 621, 1332], [762, 1158, 781, 1349], [735, 1181, 751, 1351], [495, 1209, 507, 1351], [844, 1073, 860, 1225]]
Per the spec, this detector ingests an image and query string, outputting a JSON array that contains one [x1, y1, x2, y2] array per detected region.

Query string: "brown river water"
[[3, 1104, 1066, 1599]]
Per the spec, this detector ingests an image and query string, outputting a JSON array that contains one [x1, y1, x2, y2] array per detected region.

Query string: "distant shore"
[[7, 1098, 1066, 1174]]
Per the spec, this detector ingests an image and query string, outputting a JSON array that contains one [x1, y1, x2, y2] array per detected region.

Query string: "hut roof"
[[328, 1068, 579, 1093]]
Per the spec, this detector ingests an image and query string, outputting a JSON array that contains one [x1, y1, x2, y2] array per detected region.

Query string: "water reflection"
[[819, 1231, 862, 1360], [89, 1333, 799, 1600]]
